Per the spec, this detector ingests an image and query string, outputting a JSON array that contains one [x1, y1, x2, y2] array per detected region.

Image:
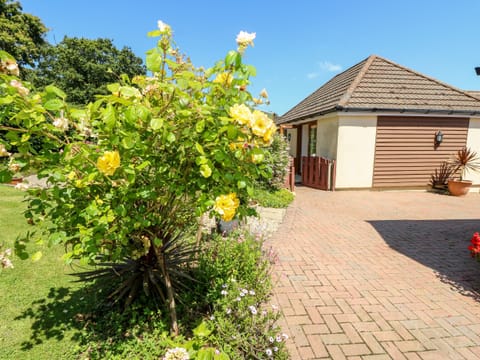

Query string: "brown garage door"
[[373, 116, 469, 188]]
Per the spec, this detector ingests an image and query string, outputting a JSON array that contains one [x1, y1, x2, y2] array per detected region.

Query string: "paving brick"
[[306, 334, 329, 358], [303, 323, 330, 335], [321, 333, 351, 345], [394, 340, 425, 352], [326, 345, 347, 360], [267, 188, 480, 359]]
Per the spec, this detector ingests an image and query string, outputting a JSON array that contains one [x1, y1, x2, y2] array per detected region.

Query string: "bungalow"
[[277, 55, 480, 191]]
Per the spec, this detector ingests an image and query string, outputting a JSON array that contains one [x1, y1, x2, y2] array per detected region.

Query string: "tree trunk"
[[156, 248, 179, 335]]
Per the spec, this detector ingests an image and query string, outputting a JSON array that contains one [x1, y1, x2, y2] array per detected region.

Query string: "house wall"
[[335, 115, 377, 189], [286, 128, 297, 158], [316, 115, 338, 159], [466, 117, 480, 186]]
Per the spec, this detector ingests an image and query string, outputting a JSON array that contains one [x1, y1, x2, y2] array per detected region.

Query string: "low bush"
[[251, 188, 295, 208], [75, 230, 288, 359]]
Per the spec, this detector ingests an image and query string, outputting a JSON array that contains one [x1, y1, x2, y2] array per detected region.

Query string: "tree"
[[31, 37, 146, 104], [0, 0, 48, 72], [0, 23, 276, 335]]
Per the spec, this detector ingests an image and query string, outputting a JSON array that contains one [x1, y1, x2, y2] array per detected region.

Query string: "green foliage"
[[0, 0, 48, 72], [257, 133, 290, 190], [28, 37, 146, 104], [0, 23, 277, 334], [251, 187, 295, 208]]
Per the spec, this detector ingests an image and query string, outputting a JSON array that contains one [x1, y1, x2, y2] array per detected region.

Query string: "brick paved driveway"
[[267, 187, 480, 359]]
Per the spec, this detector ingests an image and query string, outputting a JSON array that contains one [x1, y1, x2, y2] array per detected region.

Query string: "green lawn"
[[0, 185, 83, 360]]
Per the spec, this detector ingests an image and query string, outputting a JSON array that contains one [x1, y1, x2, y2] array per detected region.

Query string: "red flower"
[[469, 233, 480, 257]]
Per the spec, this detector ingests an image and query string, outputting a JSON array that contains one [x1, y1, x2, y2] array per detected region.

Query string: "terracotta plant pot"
[[447, 179, 472, 196]]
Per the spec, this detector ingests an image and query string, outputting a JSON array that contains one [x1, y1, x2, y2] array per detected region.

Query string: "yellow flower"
[[263, 124, 277, 144], [251, 110, 273, 137], [97, 150, 120, 176], [214, 193, 240, 222], [229, 104, 252, 126], [213, 72, 233, 86], [252, 98, 263, 105]]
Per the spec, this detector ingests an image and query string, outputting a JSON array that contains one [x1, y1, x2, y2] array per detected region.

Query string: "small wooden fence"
[[301, 156, 336, 191]]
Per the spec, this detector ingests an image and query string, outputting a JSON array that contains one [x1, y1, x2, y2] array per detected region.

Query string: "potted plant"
[[447, 147, 480, 196]]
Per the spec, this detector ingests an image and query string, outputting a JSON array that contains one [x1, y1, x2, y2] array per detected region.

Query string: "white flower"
[[53, 114, 69, 131], [14, 182, 30, 191], [9, 79, 29, 96], [269, 336, 274, 343], [249, 305, 257, 315], [282, 333, 289, 340], [157, 20, 171, 33], [8, 161, 21, 173], [271, 304, 278, 311], [249, 290, 255, 295], [0, 144, 10, 157], [276, 335, 282, 342], [266, 348, 273, 357], [163, 347, 189, 360], [236, 297, 241, 302], [273, 347, 278, 352], [222, 284, 228, 288], [221, 290, 228, 296], [4, 61, 19, 76], [236, 31, 256, 48], [226, 308, 232, 315]]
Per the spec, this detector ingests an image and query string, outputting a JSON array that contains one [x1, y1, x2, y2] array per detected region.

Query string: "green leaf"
[[150, 118, 163, 130], [45, 84, 67, 99], [193, 321, 212, 338], [121, 137, 135, 149], [225, 50, 241, 68], [0, 170, 12, 183], [136, 160, 151, 170], [147, 29, 163, 37], [0, 96, 13, 105], [102, 104, 116, 129], [195, 120, 205, 133], [43, 99, 64, 111], [107, 83, 120, 94], [195, 143, 205, 155], [197, 349, 215, 360], [146, 49, 163, 72], [227, 125, 238, 140], [195, 156, 208, 165], [166, 132, 176, 143], [31, 251, 43, 262]]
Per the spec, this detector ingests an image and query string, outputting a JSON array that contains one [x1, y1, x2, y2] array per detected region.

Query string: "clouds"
[[319, 61, 342, 72], [307, 60, 342, 79]]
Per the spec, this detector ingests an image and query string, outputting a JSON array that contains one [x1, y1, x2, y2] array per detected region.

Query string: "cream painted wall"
[[316, 116, 338, 159], [286, 128, 297, 157], [466, 117, 480, 186], [335, 116, 377, 188]]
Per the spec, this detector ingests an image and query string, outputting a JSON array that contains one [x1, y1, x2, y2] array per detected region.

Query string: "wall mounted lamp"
[[435, 130, 443, 145]]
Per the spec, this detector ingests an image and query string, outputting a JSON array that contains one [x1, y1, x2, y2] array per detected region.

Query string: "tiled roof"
[[277, 55, 480, 124]]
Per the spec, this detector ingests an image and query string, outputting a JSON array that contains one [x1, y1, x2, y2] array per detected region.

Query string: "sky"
[[19, 0, 480, 116]]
